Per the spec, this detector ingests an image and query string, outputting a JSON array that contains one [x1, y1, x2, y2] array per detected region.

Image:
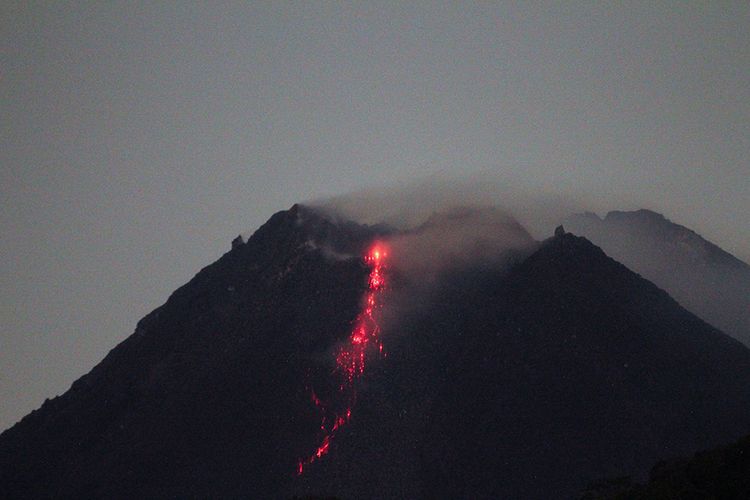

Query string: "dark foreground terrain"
[[582, 433, 750, 499]]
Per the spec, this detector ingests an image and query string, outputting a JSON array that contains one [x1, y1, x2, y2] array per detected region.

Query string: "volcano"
[[2, 204, 750, 499]]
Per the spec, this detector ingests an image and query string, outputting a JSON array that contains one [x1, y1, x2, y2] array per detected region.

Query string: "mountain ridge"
[[565, 209, 750, 345]]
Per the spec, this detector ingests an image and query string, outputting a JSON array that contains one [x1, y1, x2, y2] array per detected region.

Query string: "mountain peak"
[[604, 208, 667, 223]]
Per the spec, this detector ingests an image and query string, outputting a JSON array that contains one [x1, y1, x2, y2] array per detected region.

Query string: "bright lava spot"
[[297, 243, 389, 475]]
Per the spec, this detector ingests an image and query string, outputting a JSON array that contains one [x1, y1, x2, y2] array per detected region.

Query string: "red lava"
[[297, 243, 388, 475]]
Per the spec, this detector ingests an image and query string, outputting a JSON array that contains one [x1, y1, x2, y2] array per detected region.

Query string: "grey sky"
[[2, 2, 748, 431]]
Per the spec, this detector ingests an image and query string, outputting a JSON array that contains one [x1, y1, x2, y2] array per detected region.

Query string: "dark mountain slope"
[[289, 233, 750, 499], [0, 204, 381, 498], [565, 210, 750, 345], [419, 233, 750, 498]]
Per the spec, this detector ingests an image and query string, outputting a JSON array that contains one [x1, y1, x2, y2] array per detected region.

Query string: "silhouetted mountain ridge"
[[2, 206, 750, 499], [603, 209, 746, 269]]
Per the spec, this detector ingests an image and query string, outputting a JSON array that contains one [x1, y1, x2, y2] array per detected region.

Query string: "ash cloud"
[[309, 176, 597, 240], [308, 178, 566, 325], [385, 205, 536, 285], [308, 176, 603, 287], [310, 179, 551, 276], [309, 176, 750, 346]]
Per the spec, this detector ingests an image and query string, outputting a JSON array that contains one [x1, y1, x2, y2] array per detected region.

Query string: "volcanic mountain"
[[2, 204, 750, 499], [564, 209, 750, 346]]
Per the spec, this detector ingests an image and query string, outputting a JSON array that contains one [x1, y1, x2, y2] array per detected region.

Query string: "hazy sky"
[[2, 2, 748, 431]]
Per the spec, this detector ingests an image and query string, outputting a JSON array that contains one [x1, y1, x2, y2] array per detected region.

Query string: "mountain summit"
[[2, 205, 750, 499]]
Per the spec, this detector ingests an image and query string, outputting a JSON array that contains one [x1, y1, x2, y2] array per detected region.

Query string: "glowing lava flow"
[[298, 244, 388, 475]]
